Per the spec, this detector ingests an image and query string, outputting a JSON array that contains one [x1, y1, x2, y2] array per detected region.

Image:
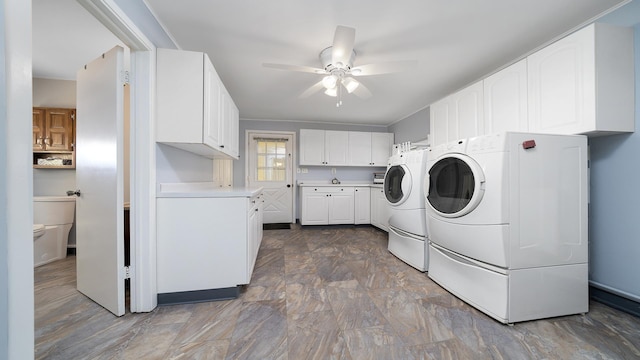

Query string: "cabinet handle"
[[220, 145, 225, 148]]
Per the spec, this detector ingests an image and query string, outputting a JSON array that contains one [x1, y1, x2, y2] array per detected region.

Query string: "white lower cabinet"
[[354, 187, 371, 224], [370, 187, 389, 231], [157, 192, 263, 297], [301, 187, 354, 225]]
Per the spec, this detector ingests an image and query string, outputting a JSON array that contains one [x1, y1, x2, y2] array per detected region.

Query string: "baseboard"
[[158, 287, 239, 305], [590, 286, 640, 318]]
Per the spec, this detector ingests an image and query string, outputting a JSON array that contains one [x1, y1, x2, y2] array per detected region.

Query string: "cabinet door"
[[247, 204, 258, 284], [527, 25, 594, 134], [348, 132, 372, 166], [453, 81, 484, 140], [45, 108, 75, 151], [301, 190, 329, 225], [372, 188, 389, 231], [354, 187, 371, 224], [371, 133, 393, 166], [156, 48, 205, 143], [299, 129, 325, 165], [33, 108, 46, 151], [218, 89, 239, 158], [484, 59, 528, 134], [430, 98, 451, 147], [325, 131, 349, 165], [328, 192, 354, 224], [204, 54, 222, 149]]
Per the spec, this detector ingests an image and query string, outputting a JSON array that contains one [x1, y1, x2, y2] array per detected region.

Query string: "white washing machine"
[[384, 148, 428, 271], [424, 132, 589, 323]]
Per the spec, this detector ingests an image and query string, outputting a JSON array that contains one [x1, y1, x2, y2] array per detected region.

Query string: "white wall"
[[156, 144, 214, 183], [588, 4, 640, 304], [238, 119, 390, 220], [1, 0, 34, 358], [388, 107, 430, 144]]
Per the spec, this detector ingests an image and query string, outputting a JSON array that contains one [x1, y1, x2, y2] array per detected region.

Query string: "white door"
[[75, 46, 126, 316], [247, 132, 294, 223]]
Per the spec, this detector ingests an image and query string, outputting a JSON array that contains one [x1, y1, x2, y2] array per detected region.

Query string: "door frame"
[[245, 130, 297, 224], [78, 0, 159, 312]]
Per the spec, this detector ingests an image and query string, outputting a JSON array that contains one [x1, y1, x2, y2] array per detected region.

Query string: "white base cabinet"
[[370, 186, 390, 232], [300, 186, 355, 225], [157, 193, 263, 296], [354, 187, 371, 224]]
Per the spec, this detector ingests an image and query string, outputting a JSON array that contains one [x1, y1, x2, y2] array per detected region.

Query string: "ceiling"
[[33, 0, 629, 127]]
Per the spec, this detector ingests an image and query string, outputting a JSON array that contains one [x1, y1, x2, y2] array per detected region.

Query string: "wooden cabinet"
[[527, 23, 633, 135], [348, 132, 394, 166], [484, 59, 528, 134], [301, 129, 392, 166], [157, 48, 239, 159], [354, 187, 371, 224], [370, 187, 389, 232], [32, 107, 75, 168], [300, 186, 354, 225]]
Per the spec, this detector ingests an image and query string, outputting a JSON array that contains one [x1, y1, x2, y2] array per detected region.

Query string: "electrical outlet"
[[331, 168, 336, 174], [296, 168, 301, 173], [301, 168, 308, 173]]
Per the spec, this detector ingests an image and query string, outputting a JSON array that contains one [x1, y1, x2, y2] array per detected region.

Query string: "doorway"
[[246, 131, 296, 224]]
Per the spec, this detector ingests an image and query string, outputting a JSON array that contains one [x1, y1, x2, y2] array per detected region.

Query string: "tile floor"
[[35, 225, 640, 359]]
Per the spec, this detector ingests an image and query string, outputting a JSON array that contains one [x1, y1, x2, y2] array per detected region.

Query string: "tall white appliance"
[[424, 132, 588, 323], [384, 148, 429, 271]]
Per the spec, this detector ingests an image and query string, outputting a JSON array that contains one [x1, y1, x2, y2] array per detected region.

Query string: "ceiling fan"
[[263, 25, 415, 107]]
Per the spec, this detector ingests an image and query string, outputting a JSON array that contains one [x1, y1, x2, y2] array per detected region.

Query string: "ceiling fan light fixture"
[[322, 75, 338, 89], [343, 77, 359, 93], [324, 87, 337, 97]]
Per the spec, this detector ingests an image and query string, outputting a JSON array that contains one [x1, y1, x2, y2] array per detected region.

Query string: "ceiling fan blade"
[[351, 60, 417, 76], [263, 63, 325, 74], [299, 80, 325, 98], [342, 77, 372, 99], [332, 25, 355, 66]]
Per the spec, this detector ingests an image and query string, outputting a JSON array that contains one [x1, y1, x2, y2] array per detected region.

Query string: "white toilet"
[[33, 196, 76, 267], [33, 224, 45, 240]]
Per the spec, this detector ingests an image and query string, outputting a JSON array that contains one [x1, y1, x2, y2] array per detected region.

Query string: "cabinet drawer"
[[305, 187, 354, 194]]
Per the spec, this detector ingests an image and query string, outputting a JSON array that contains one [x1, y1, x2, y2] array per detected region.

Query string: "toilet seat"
[[33, 224, 46, 239]]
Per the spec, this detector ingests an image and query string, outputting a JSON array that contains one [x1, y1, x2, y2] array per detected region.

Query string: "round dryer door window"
[[426, 154, 485, 217], [384, 165, 411, 205]]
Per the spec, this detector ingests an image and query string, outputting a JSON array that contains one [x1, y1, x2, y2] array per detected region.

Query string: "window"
[[255, 139, 287, 181]]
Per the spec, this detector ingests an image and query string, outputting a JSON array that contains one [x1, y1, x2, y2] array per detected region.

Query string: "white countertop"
[[297, 181, 381, 187], [157, 182, 263, 198]]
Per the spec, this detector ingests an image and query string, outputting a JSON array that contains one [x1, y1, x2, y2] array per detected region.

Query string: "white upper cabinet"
[[325, 131, 349, 165], [348, 132, 393, 166], [484, 59, 528, 134], [348, 131, 371, 166], [430, 23, 633, 143], [430, 97, 452, 147], [156, 48, 239, 159], [299, 129, 325, 165], [371, 133, 394, 166], [453, 81, 484, 140], [300, 129, 392, 166], [430, 80, 483, 147], [527, 23, 634, 135]]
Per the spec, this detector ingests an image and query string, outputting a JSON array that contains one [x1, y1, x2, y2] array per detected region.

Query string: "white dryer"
[[424, 132, 589, 323], [384, 149, 428, 271]]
